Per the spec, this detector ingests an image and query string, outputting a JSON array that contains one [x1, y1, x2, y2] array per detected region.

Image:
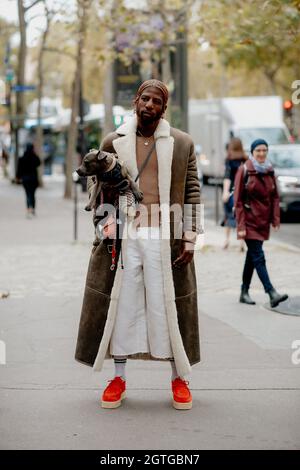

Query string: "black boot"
[[239, 288, 256, 305], [268, 288, 288, 308]]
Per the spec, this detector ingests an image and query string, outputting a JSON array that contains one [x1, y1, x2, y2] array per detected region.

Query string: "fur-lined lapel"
[[112, 116, 139, 181], [112, 115, 174, 190]]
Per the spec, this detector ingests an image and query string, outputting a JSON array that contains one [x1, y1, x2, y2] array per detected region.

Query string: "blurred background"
[[1, 0, 300, 218]]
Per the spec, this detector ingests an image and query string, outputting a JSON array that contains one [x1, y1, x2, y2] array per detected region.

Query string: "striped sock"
[[114, 356, 127, 380], [170, 358, 179, 381]]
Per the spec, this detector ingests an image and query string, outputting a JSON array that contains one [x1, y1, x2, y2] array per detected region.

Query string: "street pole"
[[72, 171, 79, 241], [78, 73, 87, 192]]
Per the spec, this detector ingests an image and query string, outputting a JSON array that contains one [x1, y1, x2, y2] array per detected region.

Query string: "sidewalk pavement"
[[0, 176, 299, 450]]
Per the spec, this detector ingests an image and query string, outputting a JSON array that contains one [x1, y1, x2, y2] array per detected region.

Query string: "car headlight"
[[199, 154, 210, 166], [277, 176, 298, 184]]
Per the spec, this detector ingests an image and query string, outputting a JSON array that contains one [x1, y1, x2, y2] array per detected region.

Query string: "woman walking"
[[17, 143, 41, 218], [222, 138, 247, 250], [234, 139, 288, 308]]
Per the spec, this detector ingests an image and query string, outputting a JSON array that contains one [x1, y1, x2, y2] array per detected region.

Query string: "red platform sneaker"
[[172, 377, 192, 410], [101, 376, 126, 409]]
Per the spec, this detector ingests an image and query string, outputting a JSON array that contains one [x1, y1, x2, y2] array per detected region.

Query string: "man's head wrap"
[[135, 79, 169, 108]]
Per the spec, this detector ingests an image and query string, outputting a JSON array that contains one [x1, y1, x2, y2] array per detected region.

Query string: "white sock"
[[114, 356, 127, 380], [170, 359, 179, 381]]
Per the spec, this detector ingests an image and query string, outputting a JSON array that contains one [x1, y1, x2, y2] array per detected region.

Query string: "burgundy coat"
[[234, 159, 280, 241]]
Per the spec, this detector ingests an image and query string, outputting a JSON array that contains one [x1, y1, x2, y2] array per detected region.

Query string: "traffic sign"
[[12, 85, 36, 92], [5, 68, 14, 82]]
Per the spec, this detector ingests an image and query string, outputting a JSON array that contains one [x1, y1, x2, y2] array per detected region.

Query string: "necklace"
[[137, 129, 153, 146]]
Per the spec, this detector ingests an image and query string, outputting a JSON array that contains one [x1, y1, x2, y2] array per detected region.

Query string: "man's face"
[[135, 87, 166, 125]]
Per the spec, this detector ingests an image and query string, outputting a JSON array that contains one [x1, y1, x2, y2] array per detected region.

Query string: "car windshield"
[[268, 147, 300, 169], [238, 128, 290, 148]]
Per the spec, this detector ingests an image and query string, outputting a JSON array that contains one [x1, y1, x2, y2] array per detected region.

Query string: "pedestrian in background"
[[0, 144, 9, 178], [234, 138, 288, 308], [17, 143, 41, 218], [222, 138, 247, 250]]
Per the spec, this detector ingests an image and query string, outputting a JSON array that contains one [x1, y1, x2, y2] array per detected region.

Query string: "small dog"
[[76, 149, 143, 212]]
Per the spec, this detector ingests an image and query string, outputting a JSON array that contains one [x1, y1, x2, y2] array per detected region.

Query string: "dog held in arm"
[[76, 149, 143, 215]]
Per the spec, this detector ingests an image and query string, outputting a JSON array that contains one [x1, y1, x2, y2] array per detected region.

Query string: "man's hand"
[[272, 224, 280, 232], [173, 241, 194, 268]]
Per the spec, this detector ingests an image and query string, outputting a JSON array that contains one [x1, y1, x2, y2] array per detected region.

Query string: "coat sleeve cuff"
[[182, 230, 198, 243], [182, 231, 203, 251]]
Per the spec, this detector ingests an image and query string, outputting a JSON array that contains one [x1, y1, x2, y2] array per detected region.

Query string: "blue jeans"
[[242, 240, 273, 293]]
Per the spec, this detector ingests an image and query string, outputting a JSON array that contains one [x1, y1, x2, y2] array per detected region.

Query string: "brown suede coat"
[[75, 117, 201, 377]]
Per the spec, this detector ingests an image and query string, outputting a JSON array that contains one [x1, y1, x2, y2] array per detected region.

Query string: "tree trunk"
[[158, 0, 173, 124], [103, 0, 117, 138], [15, 0, 27, 175], [36, 4, 51, 188], [64, 75, 80, 199], [161, 45, 172, 123], [103, 62, 114, 137], [64, 0, 89, 199], [265, 72, 278, 95], [17, 0, 26, 128]]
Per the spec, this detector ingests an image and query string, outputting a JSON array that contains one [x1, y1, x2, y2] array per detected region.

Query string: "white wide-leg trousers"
[[110, 226, 173, 358]]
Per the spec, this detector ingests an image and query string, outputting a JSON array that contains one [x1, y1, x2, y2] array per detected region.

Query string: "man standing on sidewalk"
[[75, 79, 201, 410]]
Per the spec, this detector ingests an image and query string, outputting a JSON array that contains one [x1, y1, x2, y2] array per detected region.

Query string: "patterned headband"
[[135, 79, 169, 107]]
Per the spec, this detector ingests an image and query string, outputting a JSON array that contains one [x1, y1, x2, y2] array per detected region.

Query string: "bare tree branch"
[[42, 47, 76, 60], [24, 0, 42, 12], [26, 13, 45, 22]]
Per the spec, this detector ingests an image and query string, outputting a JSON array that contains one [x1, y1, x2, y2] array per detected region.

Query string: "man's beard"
[[139, 110, 163, 125]]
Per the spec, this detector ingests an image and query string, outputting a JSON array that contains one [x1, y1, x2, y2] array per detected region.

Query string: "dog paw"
[[135, 191, 143, 202], [127, 206, 136, 217]]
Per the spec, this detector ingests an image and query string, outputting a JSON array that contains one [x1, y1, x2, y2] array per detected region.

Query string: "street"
[[0, 176, 299, 450]]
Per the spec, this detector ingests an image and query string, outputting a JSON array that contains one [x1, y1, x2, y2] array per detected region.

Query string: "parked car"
[[268, 145, 300, 213]]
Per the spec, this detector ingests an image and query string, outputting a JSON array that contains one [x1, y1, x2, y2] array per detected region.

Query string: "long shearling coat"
[[75, 117, 201, 377]]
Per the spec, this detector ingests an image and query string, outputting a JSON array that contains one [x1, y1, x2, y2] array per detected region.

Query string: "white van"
[[189, 96, 291, 181], [224, 96, 291, 150]]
